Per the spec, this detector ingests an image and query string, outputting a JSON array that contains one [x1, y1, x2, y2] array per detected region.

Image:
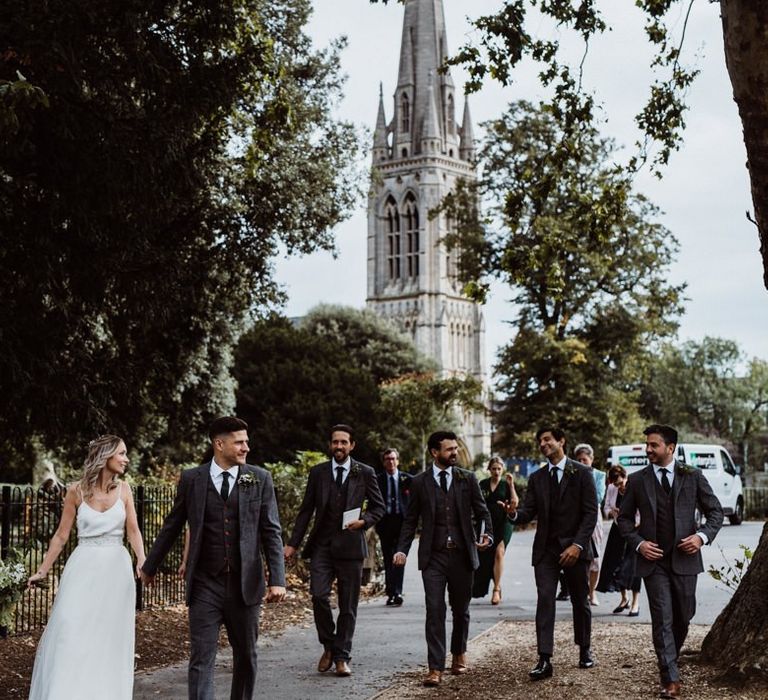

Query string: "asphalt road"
[[133, 519, 763, 699]]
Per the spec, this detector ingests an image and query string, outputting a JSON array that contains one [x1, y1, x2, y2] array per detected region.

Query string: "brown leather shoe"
[[659, 681, 681, 698], [451, 653, 468, 675], [317, 648, 333, 673], [334, 660, 352, 677], [422, 669, 442, 687]]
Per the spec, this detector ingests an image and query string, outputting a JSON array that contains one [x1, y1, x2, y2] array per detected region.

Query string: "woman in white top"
[[27, 435, 146, 700]]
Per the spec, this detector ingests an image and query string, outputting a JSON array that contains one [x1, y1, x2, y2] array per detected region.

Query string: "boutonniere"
[[564, 463, 577, 477], [238, 473, 259, 489], [454, 469, 467, 482], [676, 464, 696, 476], [350, 464, 361, 477]]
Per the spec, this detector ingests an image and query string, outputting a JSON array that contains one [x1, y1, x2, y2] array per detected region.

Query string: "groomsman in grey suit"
[[394, 431, 493, 687], [375, 447, 412, 607], [506, 427, 598, 681], [141, 416, 286, 700], [618, 424, 723, 699], [284, 424, 385, 677]]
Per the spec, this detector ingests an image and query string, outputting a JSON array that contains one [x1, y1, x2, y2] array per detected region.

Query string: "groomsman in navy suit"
[[375, 448, 412, 606]]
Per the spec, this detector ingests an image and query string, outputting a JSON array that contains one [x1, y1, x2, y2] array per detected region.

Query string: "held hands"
[[265, 586, 287, 603], [677, 534, 705, 555], [558, 544, 581, 568], [283, 545, 297, 561], [139, 568, 155, 587], [638, 540, 664, 561], [27, 571, 47, 589], [393, 552, 407, 567], [476, 533, 492, 551], [136, 559, 147, 580]]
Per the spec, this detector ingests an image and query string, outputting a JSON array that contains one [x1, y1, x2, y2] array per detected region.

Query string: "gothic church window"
[[401, 93, 410, 132], [403, 194, 419, 278], [384, 197, 401, 280], [447, 94, 455, 135]]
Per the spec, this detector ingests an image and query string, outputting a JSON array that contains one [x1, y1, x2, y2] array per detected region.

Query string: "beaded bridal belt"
[[78, 534, 125, 547]]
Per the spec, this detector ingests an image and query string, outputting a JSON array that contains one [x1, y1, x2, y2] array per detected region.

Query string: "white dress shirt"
[[548, 455, 567, 483], [210, 459, 239, 497], [654, 460, 675, 488], [432, 464, 452, 490], [332, 458, 350, 484]]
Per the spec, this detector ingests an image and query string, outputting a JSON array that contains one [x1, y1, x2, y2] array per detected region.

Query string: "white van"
[[607, 443, 744, 525]]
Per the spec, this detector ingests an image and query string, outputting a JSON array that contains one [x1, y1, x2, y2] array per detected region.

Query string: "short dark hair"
[[535, 426, 566, 444], [607, 465, 627, 483], [329, 424, 355, 442], [209, 416, 248, 441], [643, 424, 678, 446], [381, 448, 399, 459], [427, 431, 458, 452]]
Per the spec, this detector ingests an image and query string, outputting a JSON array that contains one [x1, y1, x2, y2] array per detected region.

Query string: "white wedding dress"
[[29, 484, 135, 699]]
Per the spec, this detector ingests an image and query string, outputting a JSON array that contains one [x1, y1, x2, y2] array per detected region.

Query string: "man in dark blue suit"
[[375, 448, 412, 606]]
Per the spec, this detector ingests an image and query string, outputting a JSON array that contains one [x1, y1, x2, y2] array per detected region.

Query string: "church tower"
[[366, 0, 490, 460]]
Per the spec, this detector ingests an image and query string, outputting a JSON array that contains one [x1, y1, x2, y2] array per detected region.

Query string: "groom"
[[141, 416, 286, 700]]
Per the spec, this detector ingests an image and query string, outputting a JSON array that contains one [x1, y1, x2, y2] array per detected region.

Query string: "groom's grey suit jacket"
[[143, 462, 285, 606], [617, 462, 723, 577]]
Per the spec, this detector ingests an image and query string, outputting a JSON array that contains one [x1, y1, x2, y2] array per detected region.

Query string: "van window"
[[686, 450, 717, 470], [720, 450, 736, 476]]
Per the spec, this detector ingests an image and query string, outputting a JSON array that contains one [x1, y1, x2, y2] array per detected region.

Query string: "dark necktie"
[[335, 466, 344, 490], [220, 471, 230, 501], [389, 475, 397, 514], [660, 468, 672, 495], [550, 467, 559, 500], [439, 470, 448, 493]]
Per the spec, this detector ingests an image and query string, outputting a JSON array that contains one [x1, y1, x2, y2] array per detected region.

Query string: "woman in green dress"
[[472, 456, 517, 604]]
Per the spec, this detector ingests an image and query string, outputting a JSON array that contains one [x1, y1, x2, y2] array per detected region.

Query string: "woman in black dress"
[[472, 457, 517, 604], [596, 465, 641, 616]]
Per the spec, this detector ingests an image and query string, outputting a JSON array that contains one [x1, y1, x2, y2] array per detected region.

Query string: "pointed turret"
[[421, 72, 442, 154], [459, 97, 476, 162], [373, 83, 389, 162]]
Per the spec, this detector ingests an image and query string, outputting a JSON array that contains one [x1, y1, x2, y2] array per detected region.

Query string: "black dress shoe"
[[612, 602, 629, 614], [385, 596, 395, 606], [578, 648, 595, 669], [392, 595, 404, 606], [628, 609, 640, 617], [556, 590, 569, 601], [529, 657, 553, 680]]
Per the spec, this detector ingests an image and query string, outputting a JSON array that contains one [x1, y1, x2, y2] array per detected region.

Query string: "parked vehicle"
[[607, 443, 744, 525]]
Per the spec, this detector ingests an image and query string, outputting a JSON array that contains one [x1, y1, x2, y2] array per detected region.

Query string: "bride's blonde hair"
[[79, 434, 124, 500]]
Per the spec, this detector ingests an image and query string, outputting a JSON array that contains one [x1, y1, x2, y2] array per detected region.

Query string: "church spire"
[[421, 71, 442, 153], [393, 0, 456, 157], [373, 82, 389, 161], [459, 97, 476, 162]]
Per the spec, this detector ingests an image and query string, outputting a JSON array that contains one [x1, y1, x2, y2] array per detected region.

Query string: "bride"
[[27, 435, 146, 699]]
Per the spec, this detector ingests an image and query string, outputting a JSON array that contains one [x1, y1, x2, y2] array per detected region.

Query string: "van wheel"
[[729, 498, 744, 525]]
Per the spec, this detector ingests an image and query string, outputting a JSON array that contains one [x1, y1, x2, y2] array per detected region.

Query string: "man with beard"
[[505, 427, 598, 681], [618, 425, 722, 699], [394, 431, 493, 687], [284, 425, 384, 677]]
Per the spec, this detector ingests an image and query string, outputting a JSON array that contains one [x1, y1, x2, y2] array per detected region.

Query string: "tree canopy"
[[436, 101, 683, 454], [0, 0, 361, 472]]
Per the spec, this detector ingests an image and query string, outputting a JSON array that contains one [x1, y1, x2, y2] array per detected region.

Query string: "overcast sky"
[[275, 1, 768, 375]]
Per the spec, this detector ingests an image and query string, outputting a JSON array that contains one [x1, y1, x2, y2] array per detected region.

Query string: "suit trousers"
[[309, 542, 363, 661], [377, 515, 405, 597], [188, 570, 260, 700], [533, 549, 591, 656], [643, 560, 697, 683], [422, 548, 473, 671]]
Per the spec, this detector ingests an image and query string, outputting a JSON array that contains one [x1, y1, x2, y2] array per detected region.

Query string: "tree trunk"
[[720, 1, 768, 289], [700, 521, 768, 677]]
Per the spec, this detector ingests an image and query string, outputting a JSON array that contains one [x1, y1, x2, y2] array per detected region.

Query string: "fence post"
[[1, 485, 11, 560], [136, 484, 145, 611]]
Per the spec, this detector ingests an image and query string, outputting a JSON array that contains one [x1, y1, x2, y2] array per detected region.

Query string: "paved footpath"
[[134, 521, 761, 699]]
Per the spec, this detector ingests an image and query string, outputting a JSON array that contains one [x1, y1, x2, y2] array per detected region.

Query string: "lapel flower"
[[564, 462, 577, 477], [676, 463, 696, 476], [238, 472, 259, 489], [350, 463, 361, 477], [454, 468, 467, 482]]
